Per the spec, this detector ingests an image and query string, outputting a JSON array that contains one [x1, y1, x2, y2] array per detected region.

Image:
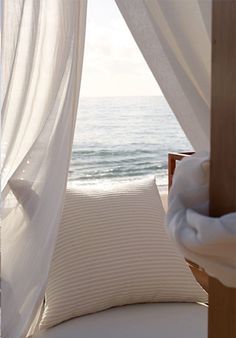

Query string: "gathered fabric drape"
[[1, 1, 87, 337], [166, 153, 236, 288], [115, 0, 211, 152]]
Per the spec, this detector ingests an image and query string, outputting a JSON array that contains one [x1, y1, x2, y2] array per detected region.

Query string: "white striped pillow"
[[40, 177, 207, 329]]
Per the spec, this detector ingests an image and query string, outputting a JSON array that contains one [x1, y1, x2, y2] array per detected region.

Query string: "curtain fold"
[[1, 1, 87, 337], [166, 153, 236, 288], [115, 0, 211, 151]]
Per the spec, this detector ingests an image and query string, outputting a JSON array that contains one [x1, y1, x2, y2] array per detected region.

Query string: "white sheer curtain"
[[115, 0, 211, 151], [115, 0, 236, 288], [1, 1, 87, 337]]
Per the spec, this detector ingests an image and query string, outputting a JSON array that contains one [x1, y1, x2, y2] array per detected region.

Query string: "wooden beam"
[[209, 1, 236, 338]]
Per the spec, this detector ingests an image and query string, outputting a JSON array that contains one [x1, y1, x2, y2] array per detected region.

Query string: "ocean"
[[68, 96, 192, 191]]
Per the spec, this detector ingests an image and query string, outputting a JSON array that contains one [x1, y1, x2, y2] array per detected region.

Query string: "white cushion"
[[40, 178, 207, 329], [34, 303, 207, 338]]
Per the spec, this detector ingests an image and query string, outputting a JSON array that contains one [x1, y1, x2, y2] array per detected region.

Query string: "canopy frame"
[[208, 1, 236, 337]]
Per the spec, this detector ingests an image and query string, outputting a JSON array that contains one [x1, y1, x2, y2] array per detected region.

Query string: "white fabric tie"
[[166, 153, 236, 288]]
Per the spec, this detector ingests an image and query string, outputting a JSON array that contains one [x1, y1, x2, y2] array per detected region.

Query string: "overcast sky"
[[80, 0, 163, 97]]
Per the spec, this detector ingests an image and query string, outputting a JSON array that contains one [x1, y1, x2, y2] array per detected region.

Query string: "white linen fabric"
[[1, 1, 87, 337], [115, 0, 211, 151], [166, 153, 236, 288], [32, 303, 207, 338], [40, 178, 206, 330]]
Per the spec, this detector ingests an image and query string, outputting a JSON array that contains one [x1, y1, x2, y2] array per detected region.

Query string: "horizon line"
[[80, 94, 164, 99]]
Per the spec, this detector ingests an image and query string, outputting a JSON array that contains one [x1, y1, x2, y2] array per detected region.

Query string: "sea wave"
[[68, 96, 192, 190]]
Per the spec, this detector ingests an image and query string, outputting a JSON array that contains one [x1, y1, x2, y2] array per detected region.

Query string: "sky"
[[80, 0, 163, 97]]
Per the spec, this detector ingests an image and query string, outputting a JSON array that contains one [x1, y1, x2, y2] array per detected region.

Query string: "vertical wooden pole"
[[209, 1, 236, 337]]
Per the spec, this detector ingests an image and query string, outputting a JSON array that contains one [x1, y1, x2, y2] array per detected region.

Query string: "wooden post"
[[208, 1, 236, 337]]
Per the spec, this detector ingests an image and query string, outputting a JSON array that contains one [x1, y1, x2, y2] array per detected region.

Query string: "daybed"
[[32, 303, 207, 338]]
